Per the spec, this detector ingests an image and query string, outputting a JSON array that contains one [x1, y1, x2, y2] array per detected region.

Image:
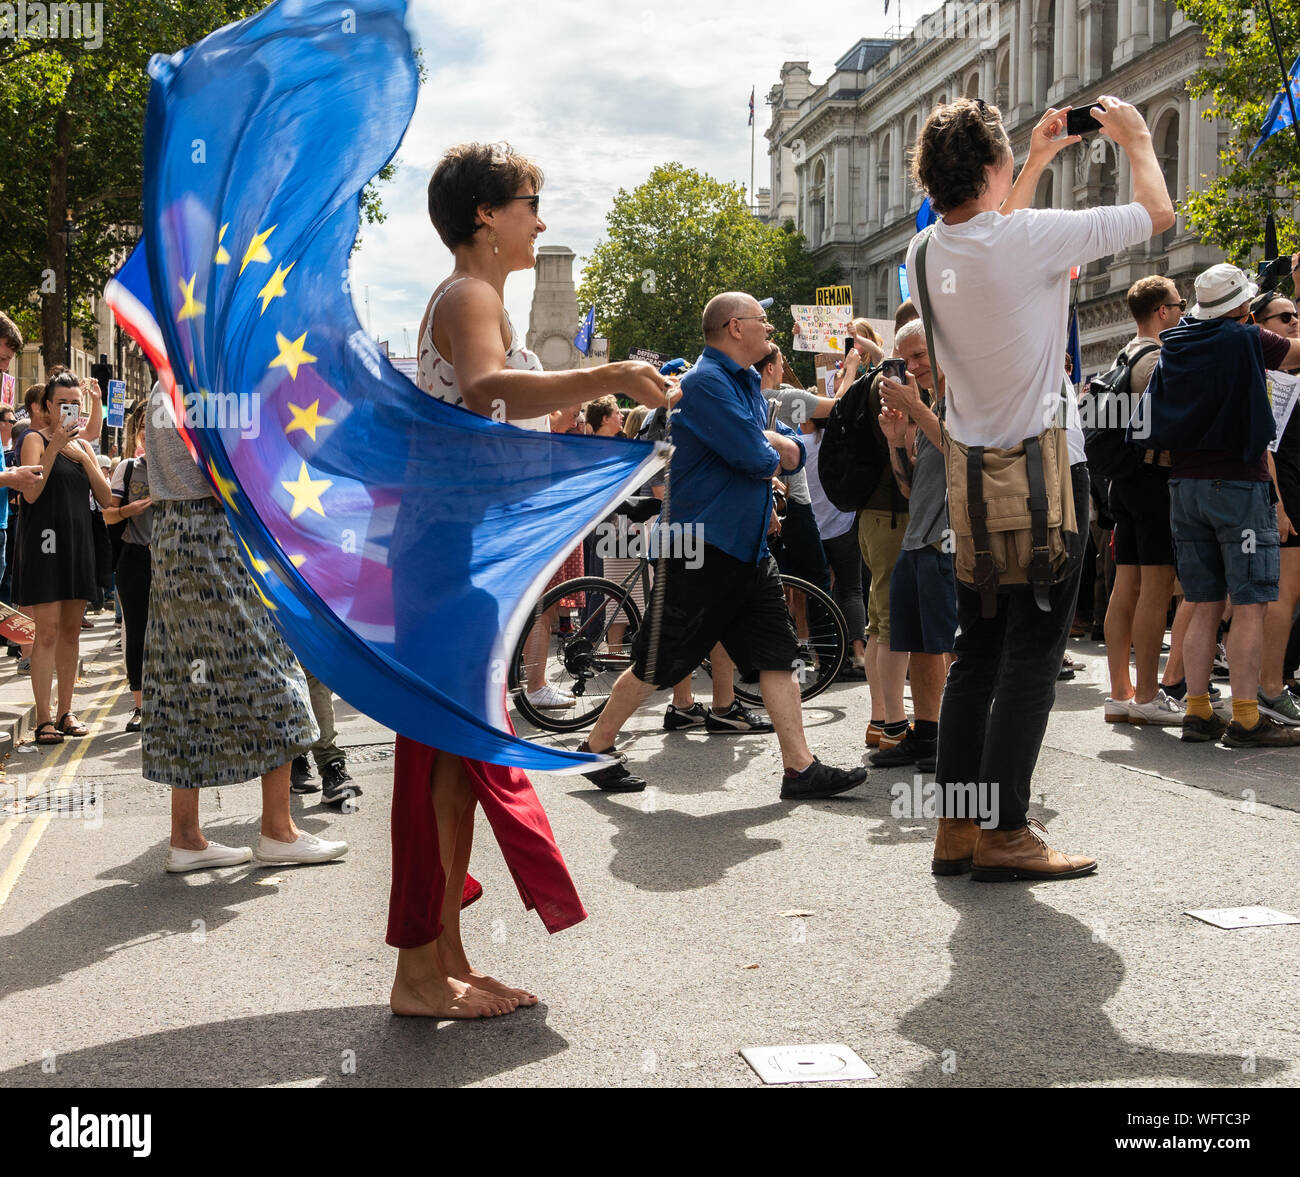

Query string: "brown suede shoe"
[[970, 819, 1098, 882], [931, 817, 980, 876]]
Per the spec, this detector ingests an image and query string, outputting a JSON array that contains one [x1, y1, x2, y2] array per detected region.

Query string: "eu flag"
[[1251, 53, 1300, 158], [110, 0, 664, 772], [1067, 306, 1083, 387], [573, 306, 595, 356]]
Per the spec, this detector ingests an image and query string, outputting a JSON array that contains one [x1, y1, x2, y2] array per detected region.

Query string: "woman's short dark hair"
[[41, 370, 80, 410], [427, 142, 544, 249], [911, 98, 1011, 216]]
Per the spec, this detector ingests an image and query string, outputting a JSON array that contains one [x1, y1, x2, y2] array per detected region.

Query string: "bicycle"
[[509, 551, 849, 733]]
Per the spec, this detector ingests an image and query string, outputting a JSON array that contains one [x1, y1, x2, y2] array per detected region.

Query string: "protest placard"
[[790, 305, 853, 352], [0, 602, 34, 645], [106, 379, 127, 429], [1267, 370, 1300, 453], [628, 347, 666, 367], [0, 372, 14, 408]]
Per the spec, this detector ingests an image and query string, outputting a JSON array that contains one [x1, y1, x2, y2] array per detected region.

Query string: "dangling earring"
[[487, 228, 499, 256]]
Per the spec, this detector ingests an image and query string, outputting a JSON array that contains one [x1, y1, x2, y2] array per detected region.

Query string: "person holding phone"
[[14, 372, 114, 744]]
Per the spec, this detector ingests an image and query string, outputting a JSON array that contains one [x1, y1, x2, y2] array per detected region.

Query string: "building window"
[[811, 159, 826, 247]]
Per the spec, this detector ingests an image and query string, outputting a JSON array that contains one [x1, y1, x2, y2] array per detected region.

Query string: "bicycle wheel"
[[730, 575, 848, 705], [510, 576, 643, 733]]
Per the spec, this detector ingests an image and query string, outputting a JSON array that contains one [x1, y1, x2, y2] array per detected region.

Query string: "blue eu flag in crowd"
[[574, 306, 595, 356], [1252, 53, 1300, 157], [108, 0, 663, 772]]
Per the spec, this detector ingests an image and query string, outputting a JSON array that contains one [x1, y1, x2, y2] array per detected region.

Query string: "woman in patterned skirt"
[[141, 383, 349, 874], [388, 142, 669, 1019]]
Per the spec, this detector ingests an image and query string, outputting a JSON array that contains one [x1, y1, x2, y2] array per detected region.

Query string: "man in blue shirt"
[[579, 293, 868, 801]]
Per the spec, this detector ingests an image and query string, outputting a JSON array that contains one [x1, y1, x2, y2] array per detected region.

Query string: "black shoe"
[[6, 644, 19, 658], [578, 741, 647, 792], [321, 761, 361, 807], [125, 707, 142, 733], [916, 753, 937, 773], [1181, 712, 1227, 743], [870, 733, 935, 768], [664, 702, 707, 731], [290, 753, 318, 794], [780, 758, 868, 801], [705, 701, 774, 734]]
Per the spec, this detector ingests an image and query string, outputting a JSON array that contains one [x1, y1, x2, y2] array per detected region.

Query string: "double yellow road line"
[[0, 676, 127, 911]]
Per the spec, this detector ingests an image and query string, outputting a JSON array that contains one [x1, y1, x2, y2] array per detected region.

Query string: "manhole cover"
[[740, 1044, 877, 1085], [1184, 906, 1300, 929]]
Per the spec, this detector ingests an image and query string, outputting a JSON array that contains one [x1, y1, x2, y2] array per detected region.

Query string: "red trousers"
[[385, 734, 588, 949]]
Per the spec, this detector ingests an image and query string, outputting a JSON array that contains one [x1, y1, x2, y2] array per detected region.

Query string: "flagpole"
[[1261, 0, 1300, 157], [750, 84, 756, 214]]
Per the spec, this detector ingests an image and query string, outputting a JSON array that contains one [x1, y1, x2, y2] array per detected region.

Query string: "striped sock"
[[1231, 698, 1259, 729], [1186, 692, 1213, 721]]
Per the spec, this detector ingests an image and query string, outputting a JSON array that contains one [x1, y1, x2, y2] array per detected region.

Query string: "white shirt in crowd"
[[906, 202, 1154, 464]]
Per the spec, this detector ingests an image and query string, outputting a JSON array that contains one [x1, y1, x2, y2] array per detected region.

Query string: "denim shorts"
[[1169, 479, 1279, 605], [889, 543, 958, 654]]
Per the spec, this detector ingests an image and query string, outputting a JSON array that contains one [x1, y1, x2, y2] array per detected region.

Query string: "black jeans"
[[116, 542, 151, 693], [935, 464, 1089, 830]]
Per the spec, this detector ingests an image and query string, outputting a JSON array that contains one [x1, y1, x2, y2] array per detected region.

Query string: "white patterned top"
[[416, 278, 550, 432]]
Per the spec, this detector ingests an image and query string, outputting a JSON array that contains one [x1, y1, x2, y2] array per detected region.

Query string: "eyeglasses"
[[503, 194, 540, 214], [1163, 300, 1187, 311], [1263, 310, 1298, 325], [731, 316, 771, 326]]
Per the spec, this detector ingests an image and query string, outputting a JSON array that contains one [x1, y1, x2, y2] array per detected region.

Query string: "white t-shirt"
[[906, 203, 1153, 464], [801, 428, 856, 541]]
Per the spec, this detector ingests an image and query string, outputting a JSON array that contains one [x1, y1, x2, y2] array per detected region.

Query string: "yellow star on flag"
[[177, 274, 204, 322], [257, 261, 295, 315], [284, 399, 335, 441], [269, 331, 317, 381], [240, 223, 276, 274], [280, 461, 332, 520], [208, 460, 240, 514], [215, 223, 231, 266], [289, 554, 307, 569], [239, 538, 276, 610]]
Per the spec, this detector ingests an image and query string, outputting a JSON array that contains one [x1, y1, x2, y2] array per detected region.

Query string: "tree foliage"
[[1178, 0, 1300, 268], [577, 163, 838, 384], [0, 3, 399, 365]]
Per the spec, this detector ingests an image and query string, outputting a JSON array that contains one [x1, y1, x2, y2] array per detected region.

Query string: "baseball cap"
[[659, 358, 689, 375], [758, 297, 774, 310], [1189, 263, 1259, 320]]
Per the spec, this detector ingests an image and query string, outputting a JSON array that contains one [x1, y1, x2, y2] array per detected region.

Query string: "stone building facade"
[[764, 1, 1225, 378]]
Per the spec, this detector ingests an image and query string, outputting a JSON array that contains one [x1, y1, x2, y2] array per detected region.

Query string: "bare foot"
[[451, 968, 539, 1007], [390, 972, 518, 1018]]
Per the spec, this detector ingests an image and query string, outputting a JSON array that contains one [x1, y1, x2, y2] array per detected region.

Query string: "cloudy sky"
[[349, 0, 931, 356]]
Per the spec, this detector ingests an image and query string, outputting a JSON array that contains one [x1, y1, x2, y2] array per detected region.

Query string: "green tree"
[[0, 3, 398, 367], [577, 163, 838, 386], [1178, 0, 1300, 267]]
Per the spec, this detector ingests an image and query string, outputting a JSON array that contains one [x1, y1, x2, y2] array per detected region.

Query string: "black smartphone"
[[881, 358, 907, 382], [1066, 107, 1102, 137], [844, 335, 857, 357]]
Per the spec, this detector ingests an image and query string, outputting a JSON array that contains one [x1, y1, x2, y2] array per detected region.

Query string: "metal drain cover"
[[1185, 906, 1300, 929], [740, 1043, 877, 1085]]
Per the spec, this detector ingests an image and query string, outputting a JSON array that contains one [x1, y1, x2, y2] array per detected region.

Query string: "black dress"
[[13, 436, 98, 607]]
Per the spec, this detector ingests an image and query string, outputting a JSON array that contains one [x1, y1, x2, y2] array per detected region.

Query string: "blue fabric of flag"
[[1067, 306, 1082, 387], [915, 196, 937, 233], [1251, 53, 1300, 158], [574, 306, 594, 355], [128, 0, 664, 772]]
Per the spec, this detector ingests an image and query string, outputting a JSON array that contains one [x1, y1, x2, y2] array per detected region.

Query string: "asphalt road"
[[0, 632, 1297, 1088]]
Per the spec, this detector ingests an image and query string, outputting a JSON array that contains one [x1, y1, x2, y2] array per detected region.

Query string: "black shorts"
[[630, 544, 801, 688], [1109, 473, 1175, 566]]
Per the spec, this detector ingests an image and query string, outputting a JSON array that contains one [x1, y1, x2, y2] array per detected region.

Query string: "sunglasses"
[[1163, 300, 1187, 311], [503, 194, 540, 214], [1264, 310, 1298, 325]]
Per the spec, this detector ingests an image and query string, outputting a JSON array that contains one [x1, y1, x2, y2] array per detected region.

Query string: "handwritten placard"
[[1266, 370, 1300, 453], [790, 305, 853, 353]]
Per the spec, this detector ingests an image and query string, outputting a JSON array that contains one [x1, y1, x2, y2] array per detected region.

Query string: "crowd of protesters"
[[4, 98, 1299, 1018]]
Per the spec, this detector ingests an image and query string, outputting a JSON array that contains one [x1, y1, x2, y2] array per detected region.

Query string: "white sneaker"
[[1103, 697, 1133, 722], [253, 830, 348, 866], [1128, 689, 1184, 726], [524, 683, 576, 710], [166, 841, 253, 873]]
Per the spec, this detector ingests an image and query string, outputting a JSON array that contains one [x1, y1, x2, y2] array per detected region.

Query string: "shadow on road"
[[897, 880, 1286, 1087], [575, 792, 789, 891], [0, 1003, 568, 1088], [0, 819, 339, 1003]]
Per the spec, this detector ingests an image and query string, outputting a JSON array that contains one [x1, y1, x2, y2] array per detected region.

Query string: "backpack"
[[1081, 343, 1160, 484], [816, 365, 889, 512]]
